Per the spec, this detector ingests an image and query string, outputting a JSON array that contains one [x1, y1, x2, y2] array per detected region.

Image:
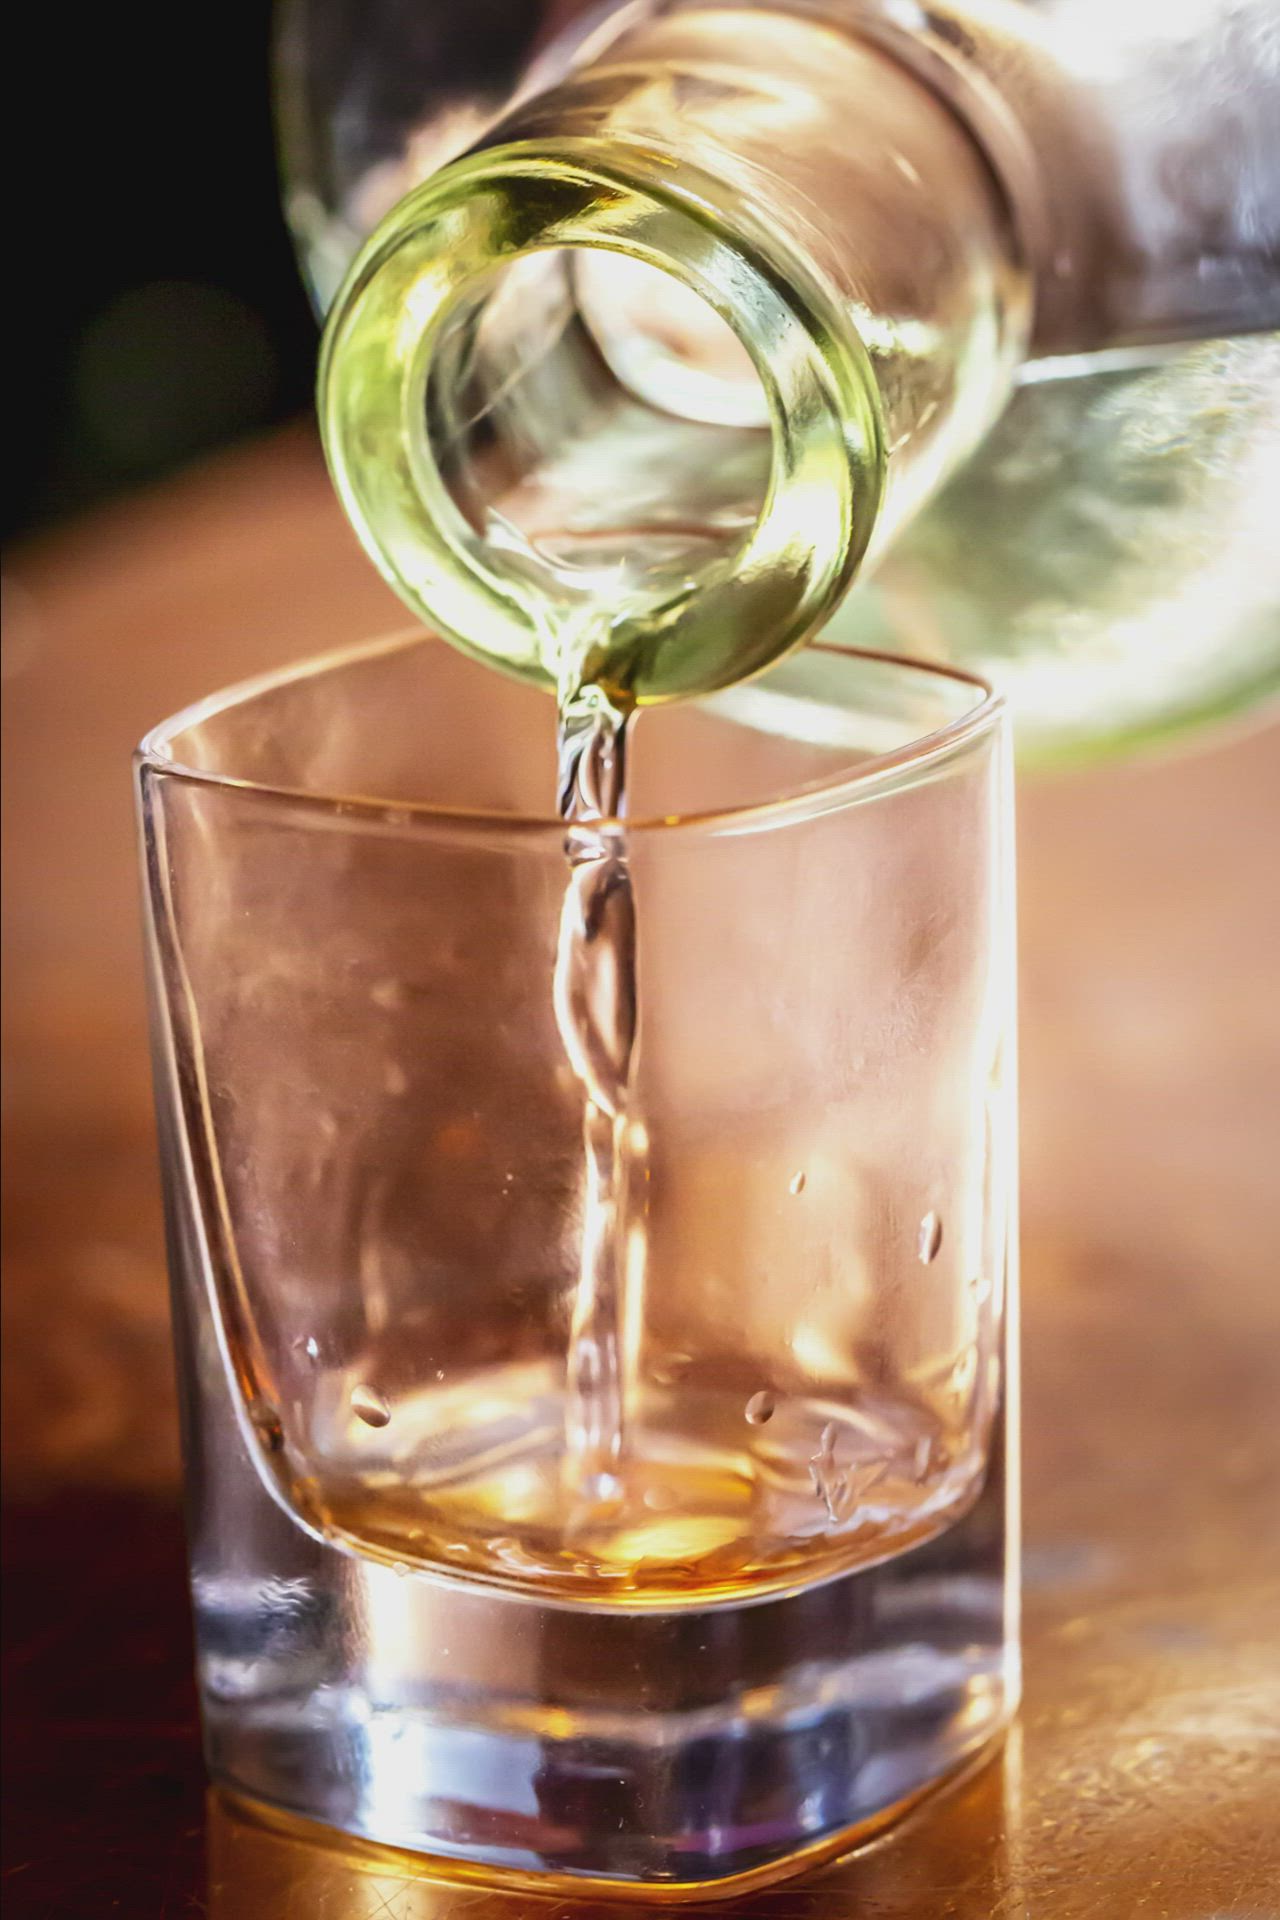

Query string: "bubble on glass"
[[351, 1383, 392, 1429], [912, 1434, 934, 1483], [653, 1351, 691, 1387], [745, 1390, 777, 1426], [383, 1061, 409, 1097], [249, 1399, 284, 1453], [643, 1483, 677, 1511], [392, 1561, 409, 1579], [917, 1211, 943, 1264], [293, 1334, 321, 1366], [789, 1171, 807, 1196]]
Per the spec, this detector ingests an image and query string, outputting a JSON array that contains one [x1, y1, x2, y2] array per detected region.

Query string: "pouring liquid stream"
[[553, 672, 642, 1524]]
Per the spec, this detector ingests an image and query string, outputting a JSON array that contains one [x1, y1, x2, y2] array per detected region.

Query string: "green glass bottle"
[[302, 0, 1279, 746]]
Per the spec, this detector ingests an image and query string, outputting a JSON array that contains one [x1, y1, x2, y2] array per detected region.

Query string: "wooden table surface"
[[4, 428, 1279, 1919]]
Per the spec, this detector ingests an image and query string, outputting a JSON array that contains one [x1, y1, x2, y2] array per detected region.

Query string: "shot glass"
[[137, 632, 1017, 1898]]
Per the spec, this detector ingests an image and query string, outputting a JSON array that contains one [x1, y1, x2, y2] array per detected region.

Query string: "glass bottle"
[[283, 0, 1280, 745]]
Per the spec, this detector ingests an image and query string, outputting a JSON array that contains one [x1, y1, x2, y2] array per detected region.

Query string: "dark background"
[[9, 2, 318, 543]]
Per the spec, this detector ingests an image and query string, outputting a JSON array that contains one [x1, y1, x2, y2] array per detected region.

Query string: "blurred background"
[[7, 2, 315, 544], [3, 4, 1278, 1915]]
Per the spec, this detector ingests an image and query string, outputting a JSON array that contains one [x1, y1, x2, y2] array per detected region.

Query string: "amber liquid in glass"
[[289, 1362, 990, 1605]]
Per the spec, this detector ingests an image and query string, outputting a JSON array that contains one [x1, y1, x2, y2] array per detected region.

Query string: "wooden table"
[[4, 430, 1278, 1917]]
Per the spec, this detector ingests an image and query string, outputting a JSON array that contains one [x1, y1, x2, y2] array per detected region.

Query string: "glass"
[[137, 632, 1017, 1896]]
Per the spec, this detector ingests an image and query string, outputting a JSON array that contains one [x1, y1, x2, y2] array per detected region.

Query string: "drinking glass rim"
[[136, 627, 1003, 838]]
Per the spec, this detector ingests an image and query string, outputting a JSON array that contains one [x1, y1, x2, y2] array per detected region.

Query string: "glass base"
[[195, 1468, 1015, 1896], [217, 1734, 1004, 1906]]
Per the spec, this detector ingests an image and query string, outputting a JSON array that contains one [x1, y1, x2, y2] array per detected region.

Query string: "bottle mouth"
[[423, 245, 775, 647], [319, 141, 884, 706]]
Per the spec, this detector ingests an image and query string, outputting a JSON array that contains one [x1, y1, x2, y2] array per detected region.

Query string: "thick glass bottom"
[[217, 1732, 1006, 1907], [195, 1466, 1016, 1895]]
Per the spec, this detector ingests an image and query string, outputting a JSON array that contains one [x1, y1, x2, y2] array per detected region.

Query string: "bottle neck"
[[320, 7, 1030, 703]]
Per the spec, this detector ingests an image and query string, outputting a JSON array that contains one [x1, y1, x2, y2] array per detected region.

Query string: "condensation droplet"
[[370, 977, 408, 1011], [249, 1399, 284, 1453], [653, 1352, 691, 1387], [643, 1483, 677, 1511], [383, 1061, 409, 1097], [392, 1561, 408, 1579], [745, 1390, 777, 1426], [789, 1171, 807, 1196], [293, 1334, 321, 1365], [351, 1383, 391, 1429], [917, 1211, 943, 1264], [912, 1435, 934, 1483]]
